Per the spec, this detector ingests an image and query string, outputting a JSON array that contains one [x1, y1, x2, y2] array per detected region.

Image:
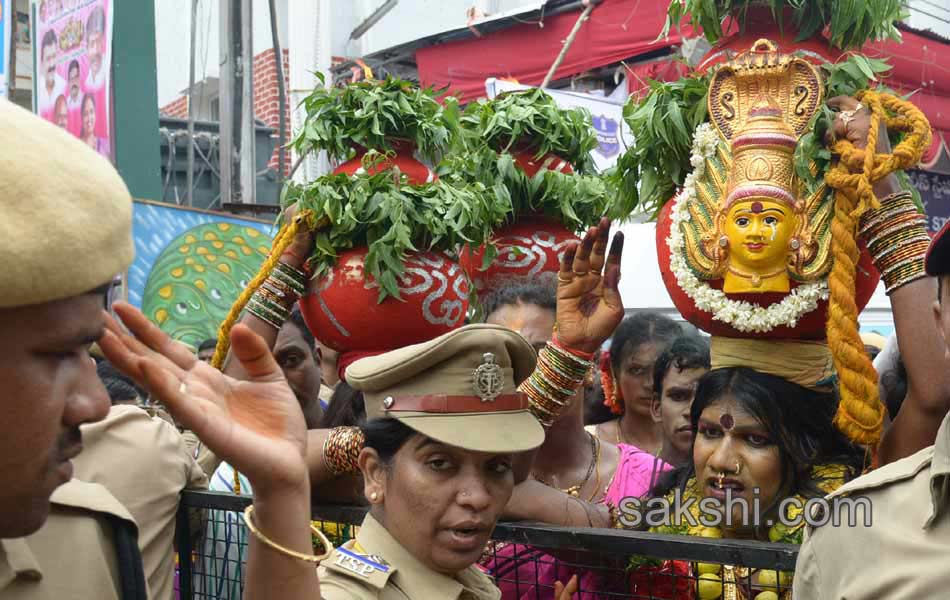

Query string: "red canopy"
[[416, 0, 950, 152], [416, 0, 692, 101]]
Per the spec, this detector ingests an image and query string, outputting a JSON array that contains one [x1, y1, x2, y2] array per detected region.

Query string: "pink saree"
[[482, 444, 671, 599]]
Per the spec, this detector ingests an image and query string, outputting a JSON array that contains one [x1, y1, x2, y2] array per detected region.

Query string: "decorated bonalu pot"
[[299, 248, 469, 352]]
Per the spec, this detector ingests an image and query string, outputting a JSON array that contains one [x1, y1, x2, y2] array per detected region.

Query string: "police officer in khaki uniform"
[[316, 325, 544, 600], [0, 100, 145, 599], [102, 218, 624, 600], [73, 404, 209, 600], [793, 219, 950, 599]]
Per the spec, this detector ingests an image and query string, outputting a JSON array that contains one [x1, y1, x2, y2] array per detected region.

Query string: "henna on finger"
[[604, 233, 624, 292]]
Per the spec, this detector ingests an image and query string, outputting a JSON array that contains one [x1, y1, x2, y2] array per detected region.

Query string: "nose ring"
[[734, 460, 743, 475]]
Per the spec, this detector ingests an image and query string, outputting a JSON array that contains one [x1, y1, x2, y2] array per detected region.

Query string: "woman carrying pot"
[[631, 366, 865, 599], [99, 222, 626, 600]]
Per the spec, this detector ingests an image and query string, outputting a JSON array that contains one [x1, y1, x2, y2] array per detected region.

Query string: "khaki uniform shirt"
[[793, 411, 950, 599], [0, 479, 136, 599], [73, 405, 209, 600], [318, 514, 501, 600]]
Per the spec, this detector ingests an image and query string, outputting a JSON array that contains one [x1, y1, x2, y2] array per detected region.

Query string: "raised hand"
[[554, 218, 625, 354], [554, 575, 579, 599], [100, 302, 309, 494], [826, 95, 891, 154]]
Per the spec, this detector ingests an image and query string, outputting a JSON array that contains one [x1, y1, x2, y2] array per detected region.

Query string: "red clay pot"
[[459, 216, 579, 296], [696, 7, 840, 73], [333, 139, 436, 185], [299, 248, 469, 352]]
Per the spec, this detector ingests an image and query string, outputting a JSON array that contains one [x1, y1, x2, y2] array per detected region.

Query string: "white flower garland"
[[665, 123, 829, 333]]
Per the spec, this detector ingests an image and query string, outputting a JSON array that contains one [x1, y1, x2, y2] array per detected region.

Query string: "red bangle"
[[551, 334, 596, 361]]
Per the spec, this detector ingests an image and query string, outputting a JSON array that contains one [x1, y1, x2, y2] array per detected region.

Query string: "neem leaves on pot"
[[282, 165, 509, 302], [291, 73, 458, 165]]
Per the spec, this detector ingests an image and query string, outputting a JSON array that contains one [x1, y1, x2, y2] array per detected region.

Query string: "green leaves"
[[459, 88, 600, 175], [282, 169, 510, 302], [661, 0, 908, 50], [438, 145, 613, 229], [610, 73, 710, 217], [291, 76, 457, 164]]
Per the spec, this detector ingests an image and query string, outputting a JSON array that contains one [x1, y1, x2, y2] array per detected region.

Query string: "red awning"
[[416, 0, 693, 101], [416, 0, 950, 162]]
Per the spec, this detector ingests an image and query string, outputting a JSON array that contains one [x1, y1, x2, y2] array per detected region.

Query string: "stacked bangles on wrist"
[[521, 336, 595, 428], [859, 191, 930, 294], [323, 426, 365, 476], [247, 261, 307, 329]]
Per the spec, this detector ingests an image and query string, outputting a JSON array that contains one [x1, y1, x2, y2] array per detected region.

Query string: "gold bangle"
[[243, 505, 334, 563]]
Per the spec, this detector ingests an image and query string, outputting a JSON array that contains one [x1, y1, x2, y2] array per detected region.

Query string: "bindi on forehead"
[[751, 201, 764, 214], [720, 413, 735, 430]]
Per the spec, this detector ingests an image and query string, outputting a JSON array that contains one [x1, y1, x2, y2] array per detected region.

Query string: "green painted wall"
[[111, 0, 162, 200]]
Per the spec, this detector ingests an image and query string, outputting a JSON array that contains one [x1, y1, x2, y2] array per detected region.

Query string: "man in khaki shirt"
[[1, 480, 142, 600], [73, 404, 209, 600], [794, 217, 950, 599], [0, 101, 144, 598]]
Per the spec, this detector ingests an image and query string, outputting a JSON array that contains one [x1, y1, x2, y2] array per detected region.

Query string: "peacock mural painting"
[[129, 201, 275, 348]]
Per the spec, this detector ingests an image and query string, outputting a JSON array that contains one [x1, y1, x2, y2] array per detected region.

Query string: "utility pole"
[[219, 0, 255, 203], [186, 0, 199, 207]]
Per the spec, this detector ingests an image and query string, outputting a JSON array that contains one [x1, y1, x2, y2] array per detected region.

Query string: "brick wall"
[[161, 95, 189, 119], [158, 48, 292, 175], [253, 48, 292, 175]]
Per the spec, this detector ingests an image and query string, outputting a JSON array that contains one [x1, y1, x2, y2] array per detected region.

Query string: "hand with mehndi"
[[99, 302, 309, 495], [553, 218, 625, 354]]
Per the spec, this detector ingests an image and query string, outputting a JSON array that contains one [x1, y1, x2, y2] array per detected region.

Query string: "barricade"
[[176, 490, 799, 599]]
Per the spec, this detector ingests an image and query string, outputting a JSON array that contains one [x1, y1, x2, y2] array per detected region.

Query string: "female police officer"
[[101, 220, 624, 599]]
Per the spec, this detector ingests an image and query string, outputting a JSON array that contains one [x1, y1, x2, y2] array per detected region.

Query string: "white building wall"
[[907, 0, 950, 40]]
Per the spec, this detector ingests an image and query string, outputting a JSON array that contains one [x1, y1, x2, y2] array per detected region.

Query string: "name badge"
[[334, 547, 389, 578]]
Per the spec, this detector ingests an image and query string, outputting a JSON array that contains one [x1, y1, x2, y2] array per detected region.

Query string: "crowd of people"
[[1, 61, 949, 600]]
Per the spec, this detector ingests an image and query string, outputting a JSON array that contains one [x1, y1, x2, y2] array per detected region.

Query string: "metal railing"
[[176, 490, 799, 599]]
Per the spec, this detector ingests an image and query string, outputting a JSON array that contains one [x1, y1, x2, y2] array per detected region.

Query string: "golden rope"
[[209, 217, 301, 370], [824, 90, 931, 447], [209, 210, 322, 496]]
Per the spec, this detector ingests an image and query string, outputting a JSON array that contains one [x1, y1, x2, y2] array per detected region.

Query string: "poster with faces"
[[33, 0, 112, 161]]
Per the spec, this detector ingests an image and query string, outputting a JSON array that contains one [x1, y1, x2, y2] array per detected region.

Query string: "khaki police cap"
[[346, 324, 544, 453], [0, 100, 133, 308]]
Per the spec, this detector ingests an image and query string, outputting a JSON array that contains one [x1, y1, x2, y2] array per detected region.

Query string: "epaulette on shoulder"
[[827, 446, 935, 500], [323, 542, 395, 590]]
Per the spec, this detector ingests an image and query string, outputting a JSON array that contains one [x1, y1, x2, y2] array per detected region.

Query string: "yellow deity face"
[[722, 200, 798, 293]]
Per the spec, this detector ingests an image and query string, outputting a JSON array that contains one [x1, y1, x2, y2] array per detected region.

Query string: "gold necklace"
[[587, 434, 602, 502], [536, 432, 598, 497], [726, 264, 787, 288]]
